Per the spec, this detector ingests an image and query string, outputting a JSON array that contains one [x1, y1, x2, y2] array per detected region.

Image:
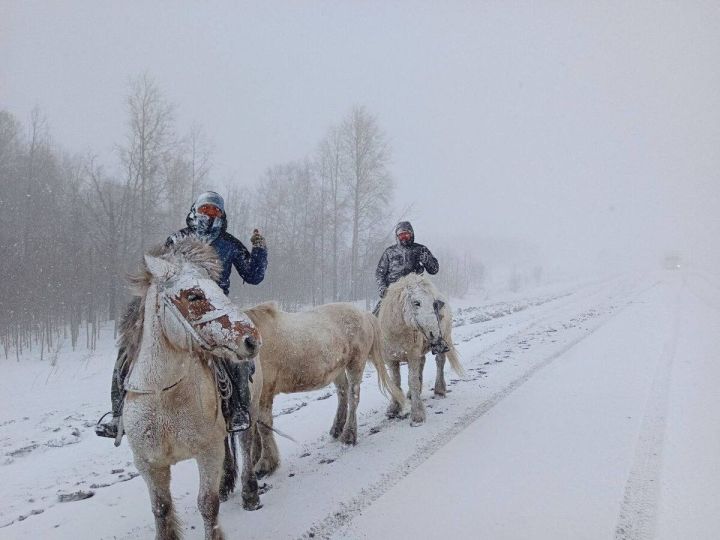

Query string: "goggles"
[[197, 204, 223, 218]]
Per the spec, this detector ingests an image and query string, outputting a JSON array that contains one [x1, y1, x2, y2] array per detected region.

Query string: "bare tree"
[[341, 106, 393, 299], [119, 73, 174, 254], [188, 122, 212, 198], [316, 125, 347, 301]]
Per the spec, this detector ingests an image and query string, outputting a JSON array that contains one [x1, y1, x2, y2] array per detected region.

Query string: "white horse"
[[378, 273, 464, 426], [245, 302, 405, 477], [121, 239, 263, 540]]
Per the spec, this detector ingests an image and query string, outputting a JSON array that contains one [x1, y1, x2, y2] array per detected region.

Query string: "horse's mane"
[[380, 273, 442, 319], [245, 301, 280, 323], [118, 238, 222, 376]]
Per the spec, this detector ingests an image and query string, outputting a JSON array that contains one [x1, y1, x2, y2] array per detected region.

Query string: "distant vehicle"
[[663, 253, 681, 270]]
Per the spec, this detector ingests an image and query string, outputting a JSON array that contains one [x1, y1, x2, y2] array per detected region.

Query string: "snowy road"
[[2, 272, 718, 539]]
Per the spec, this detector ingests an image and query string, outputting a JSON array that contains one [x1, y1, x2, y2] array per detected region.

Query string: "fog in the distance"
[[3, 2, 718, 277]]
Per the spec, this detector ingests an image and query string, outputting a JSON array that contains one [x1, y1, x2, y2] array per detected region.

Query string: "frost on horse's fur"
[[244, 301, 405, 477], [121, 238, 263, 540], [378, 273, 464, 426]]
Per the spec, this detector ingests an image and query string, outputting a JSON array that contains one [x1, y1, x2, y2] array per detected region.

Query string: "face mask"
[[192, 213, 223, 242]]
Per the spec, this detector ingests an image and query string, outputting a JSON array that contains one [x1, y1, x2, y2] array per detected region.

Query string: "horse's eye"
[[187, 293, 205, 302], [413, 300, 421, 307]]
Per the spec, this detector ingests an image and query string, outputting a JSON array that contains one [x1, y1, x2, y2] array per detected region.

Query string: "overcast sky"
[[2, 1, 719, 273]]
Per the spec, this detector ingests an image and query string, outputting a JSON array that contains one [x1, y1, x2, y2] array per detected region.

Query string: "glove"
[[419, 249, 429, 265], [250, 229, 266, 249]]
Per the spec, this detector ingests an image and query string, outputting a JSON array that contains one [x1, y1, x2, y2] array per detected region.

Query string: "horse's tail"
[[440, 306, 465, 378], [369, 315, 406, 407], [219, 434, 238, 500], [445, 342, 465, 378]]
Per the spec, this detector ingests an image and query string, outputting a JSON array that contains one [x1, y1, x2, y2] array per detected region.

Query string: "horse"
[[121, 239, 264, 540], [378, 273, 464, 426], [244, 302, 405, 477]]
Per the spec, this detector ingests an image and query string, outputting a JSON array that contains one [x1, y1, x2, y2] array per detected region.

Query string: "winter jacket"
[[375, 221, 439, 297], [165, 193, 267, 294]]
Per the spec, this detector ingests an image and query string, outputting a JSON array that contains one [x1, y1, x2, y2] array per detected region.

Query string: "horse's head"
[[144, 253, 261, 360], [400, 274, 446, 349]]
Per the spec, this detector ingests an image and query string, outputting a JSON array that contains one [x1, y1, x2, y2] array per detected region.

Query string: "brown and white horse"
[[121, 239, 263, 540]]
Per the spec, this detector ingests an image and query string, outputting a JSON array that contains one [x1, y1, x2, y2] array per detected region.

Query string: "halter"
[[158, 278, 240, 354], [124, 277, 242, 396]]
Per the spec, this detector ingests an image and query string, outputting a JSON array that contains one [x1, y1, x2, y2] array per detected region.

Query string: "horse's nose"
[[244, 335, 258, 354]]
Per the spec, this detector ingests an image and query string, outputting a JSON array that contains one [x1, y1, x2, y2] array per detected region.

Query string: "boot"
[[95, 347, 128, 443], [95, 412, 119, 438], [221, 358, 254, 433], [431, 338, 450, 355]]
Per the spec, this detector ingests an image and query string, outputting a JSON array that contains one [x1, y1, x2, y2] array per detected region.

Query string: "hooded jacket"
[[375, 221, 439, 297], [165, 192, 267, 295]]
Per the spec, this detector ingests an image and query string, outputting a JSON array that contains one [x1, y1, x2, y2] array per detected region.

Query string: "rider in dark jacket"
[[375, 221, 439, 298], [374, 221, 448, 354], [96, 191, 267, 442]]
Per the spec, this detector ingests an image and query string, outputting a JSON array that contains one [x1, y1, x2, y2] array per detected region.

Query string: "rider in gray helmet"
[[96, 191, 267, 442]]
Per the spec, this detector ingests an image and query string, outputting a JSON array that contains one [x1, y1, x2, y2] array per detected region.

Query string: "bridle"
[[158, 278, 240, 354], [124, 277, 243, 395], [407, 288, 444, 346]]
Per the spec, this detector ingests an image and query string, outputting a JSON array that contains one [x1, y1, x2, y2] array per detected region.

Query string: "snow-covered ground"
[[2, 271, 718, 539]]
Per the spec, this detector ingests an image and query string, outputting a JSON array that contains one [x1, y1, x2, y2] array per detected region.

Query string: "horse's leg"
[[196, 450, 226, 540], [434, 353, 447, 397], [136, 461, 180, 540], [239, 427, 262, 510], [329, 371, 349, 439], [386, 361, 403, 418], [254, 393, 280, 477], [407, 354, 426, 398], [408, 357, 426, 426], [340, 365, 362, 446]]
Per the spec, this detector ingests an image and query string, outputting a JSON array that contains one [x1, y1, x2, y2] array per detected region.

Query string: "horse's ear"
[[144, 255, 178, 280]]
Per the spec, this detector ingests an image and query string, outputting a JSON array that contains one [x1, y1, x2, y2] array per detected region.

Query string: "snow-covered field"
[[2, 271, 719, 539]]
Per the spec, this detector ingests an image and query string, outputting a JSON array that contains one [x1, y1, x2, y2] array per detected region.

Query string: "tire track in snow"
[[614, 291, 680, 540], [301, 282, 646, 540]]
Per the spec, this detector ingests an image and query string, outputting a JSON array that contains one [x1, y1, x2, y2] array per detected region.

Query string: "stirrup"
[[94, 412, 117, 438]]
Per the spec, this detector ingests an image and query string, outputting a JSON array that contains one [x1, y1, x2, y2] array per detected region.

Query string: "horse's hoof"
[[410, 412, 426, 426], [254, 459, 278, 479], [410, 419, 425, 427], [339, 431, 357, 446], [243, 498, 263, 511], [386, 404, 401, 419], [433, 390, 446, 398], [329, 427, 341, 439]]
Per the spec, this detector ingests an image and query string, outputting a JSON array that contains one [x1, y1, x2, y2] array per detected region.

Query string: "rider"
[[374, 221, 448, 354], [96, 191, 268, 442]]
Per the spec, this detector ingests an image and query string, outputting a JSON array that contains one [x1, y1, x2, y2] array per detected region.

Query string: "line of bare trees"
[[1, 73, 481, 358]]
